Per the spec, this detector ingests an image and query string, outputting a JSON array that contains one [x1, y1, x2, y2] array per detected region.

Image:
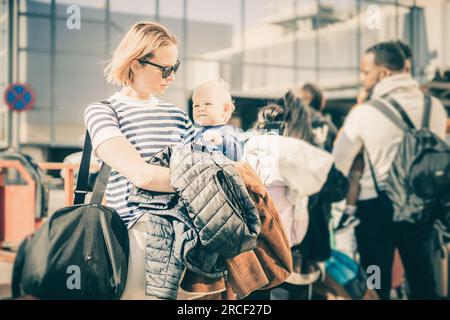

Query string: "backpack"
[[11, 103, 129, 299], [366, 95, 450, 224]]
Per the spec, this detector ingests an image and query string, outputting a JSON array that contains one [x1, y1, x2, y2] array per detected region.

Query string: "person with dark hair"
[[244, 91, 348, 299], [394, 40, 413, 73], [332, 41, 447, 299], [299, 83, 325, 112], [337, 40, 415, 234], [356, 42, 403, 104], [296, 83, 338, 152]]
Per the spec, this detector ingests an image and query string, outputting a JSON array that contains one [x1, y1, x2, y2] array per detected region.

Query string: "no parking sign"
[[3, 83, 36, 112]]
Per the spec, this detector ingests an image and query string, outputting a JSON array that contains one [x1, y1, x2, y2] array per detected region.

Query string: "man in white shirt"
[[333, 41, 447, 299]]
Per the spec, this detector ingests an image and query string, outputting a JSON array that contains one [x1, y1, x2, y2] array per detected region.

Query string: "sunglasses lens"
[[173, 61, 180, 72], [162, 68, 171, 79]]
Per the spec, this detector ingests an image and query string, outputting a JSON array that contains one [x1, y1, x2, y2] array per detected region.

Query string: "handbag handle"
[[74, 101, 115, 205]]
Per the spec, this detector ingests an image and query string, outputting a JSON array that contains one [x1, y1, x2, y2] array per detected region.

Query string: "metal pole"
[[182, 0, 188, 111], [50, 0, 56, 146], [395, 0, 399, 38], [410, 1, 416, 77], [241, 0, 245, 91], [105, 0, 110, 55], [8, 0, 18, 150], [293, 0, 298, 86], [315, 0, 320, 82], [443, 0, 449, 73], [155, 0, 159, 22], [356, 0, 361, 87]]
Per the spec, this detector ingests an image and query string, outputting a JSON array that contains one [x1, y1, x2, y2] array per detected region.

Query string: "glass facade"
[[1, 0, 448, 146]]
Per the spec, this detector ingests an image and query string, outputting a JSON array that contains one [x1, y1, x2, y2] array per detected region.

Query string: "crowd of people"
[[84, 21, 449, 300]]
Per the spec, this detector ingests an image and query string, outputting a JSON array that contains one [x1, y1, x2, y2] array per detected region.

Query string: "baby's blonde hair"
[[193, 80, 235, 122], [104, 21, 177, 86]]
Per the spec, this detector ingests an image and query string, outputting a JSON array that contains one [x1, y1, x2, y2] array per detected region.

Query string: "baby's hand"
[[202, 130, 223, 145]]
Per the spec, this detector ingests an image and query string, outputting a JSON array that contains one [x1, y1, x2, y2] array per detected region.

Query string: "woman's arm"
[[96, 136, 174, 193]]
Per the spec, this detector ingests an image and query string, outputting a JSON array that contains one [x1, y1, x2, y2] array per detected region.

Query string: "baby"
[[192, 80, 243, 161]]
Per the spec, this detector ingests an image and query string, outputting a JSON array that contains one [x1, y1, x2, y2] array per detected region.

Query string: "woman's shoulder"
[[84, 100, 115, 117]]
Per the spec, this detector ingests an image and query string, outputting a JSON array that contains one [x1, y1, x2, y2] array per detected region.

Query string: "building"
[[1, 0, 449, 162]]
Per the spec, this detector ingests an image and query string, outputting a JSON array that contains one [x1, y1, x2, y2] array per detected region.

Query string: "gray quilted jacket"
[[127, 144, 261, 299]]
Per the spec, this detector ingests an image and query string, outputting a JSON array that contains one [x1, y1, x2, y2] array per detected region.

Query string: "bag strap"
[[422, 94, 432, 129], [73, 133, 93, 205], [74, 100, 115, 205], [366, 99, 408, 131], [90, 162, 111, 205], [365, 98, 393, 196], [386, 97, 416, 130], [364, 148, 382, 197]]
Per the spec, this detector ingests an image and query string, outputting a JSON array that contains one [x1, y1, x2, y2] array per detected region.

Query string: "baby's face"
[[192, 86, 229, 127]]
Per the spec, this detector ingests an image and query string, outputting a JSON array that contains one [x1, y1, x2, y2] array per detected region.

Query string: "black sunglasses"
[[138, 59, 181, 79]]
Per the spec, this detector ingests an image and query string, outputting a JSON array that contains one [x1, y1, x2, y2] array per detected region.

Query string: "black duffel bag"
[[11, 132, 129, 299]]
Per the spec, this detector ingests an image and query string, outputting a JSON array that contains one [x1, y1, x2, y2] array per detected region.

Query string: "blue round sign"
[[4, 83, 35, 112]]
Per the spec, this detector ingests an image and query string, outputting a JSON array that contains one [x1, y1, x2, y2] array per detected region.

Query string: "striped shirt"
[[84, 92, 194, 228]]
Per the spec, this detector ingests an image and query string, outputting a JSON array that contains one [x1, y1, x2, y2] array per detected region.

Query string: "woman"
[[84, 22, 194, 299], [297, 83, 337, 152], [243, 91, 348, 299]]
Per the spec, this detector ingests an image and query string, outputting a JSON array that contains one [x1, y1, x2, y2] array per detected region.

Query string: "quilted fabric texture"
[[170, 144, 261, 259]]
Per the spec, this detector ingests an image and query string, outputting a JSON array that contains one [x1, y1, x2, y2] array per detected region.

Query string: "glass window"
[[244, 0, 296, 66], [56, 19, 106, 53], [159, 0, 183, 19], [318, 70, 359, 96], [359, 1, 406, 52], [19, 16, 51, 50], [21, 109, 52, 144], [54, 52, 107, 109], [110, 0, 155, 16], [186, 0, 241, 61], [158, 0, 185, 56], [54, 108, 85, 145], [184, 59, 224, 91], [242, 64, 294, 95], [19, 0, 50, 15], [106, 1, 158, 55], [295, 68, 317, 87], [318, 0, 358, 87], [187, 58, 243, 93], [19, 51, 50, 109], [56, 0, 106, 20]]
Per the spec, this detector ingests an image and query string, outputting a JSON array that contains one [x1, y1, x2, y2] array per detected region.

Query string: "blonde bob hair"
[[104, 21, 177, 86]]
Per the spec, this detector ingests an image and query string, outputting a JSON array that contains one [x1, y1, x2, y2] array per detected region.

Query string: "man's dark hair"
[[365, 41, 405, 71], [394, 40, 413, 60]]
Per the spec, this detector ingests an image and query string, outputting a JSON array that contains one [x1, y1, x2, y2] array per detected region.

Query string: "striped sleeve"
[[182, 113, 195, 144], [84, 103, 123, 155]]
